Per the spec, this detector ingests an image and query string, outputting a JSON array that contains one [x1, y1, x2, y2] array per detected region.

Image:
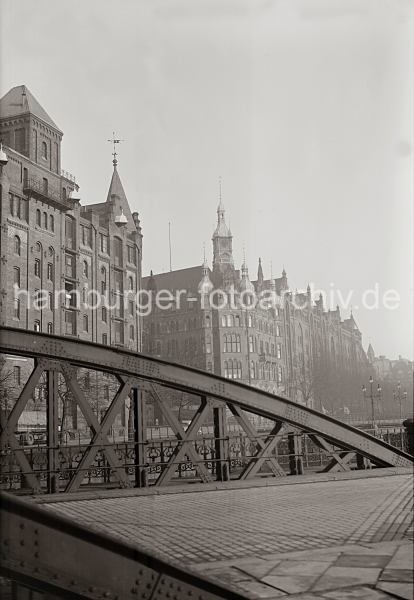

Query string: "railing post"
[[46, 368, 59, 494], [213, 402, 229, 482], [288, 431, 303, 475], [132, 387, 147, 487]]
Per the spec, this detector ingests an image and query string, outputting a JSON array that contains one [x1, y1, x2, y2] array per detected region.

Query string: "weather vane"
[[107, 132, 124, 167]]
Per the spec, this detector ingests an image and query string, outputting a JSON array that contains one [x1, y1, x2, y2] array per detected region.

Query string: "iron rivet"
[[19, 523, 25, 529], [34, 552, 39, 558], [70, 580, 76, 586], [34, 541, 39, 546], [20, 540, 25, 546]]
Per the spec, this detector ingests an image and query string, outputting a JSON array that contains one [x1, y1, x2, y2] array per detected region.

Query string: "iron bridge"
[[0, 327, 413, 599]]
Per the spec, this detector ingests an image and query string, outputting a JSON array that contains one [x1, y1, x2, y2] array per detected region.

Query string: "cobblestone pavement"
[[43, 472, 413, 599]]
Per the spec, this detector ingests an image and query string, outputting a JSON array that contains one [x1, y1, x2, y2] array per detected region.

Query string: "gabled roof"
[[0, 85, 61, 132], [106, 166, 127, 203]]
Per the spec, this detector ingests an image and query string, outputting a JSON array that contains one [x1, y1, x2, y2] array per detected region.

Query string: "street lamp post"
[[393, 381, 407, 422], [362, 376, 382, 430]]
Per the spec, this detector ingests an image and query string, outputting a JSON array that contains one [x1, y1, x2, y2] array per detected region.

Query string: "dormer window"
[[41, 141, 48, 160]]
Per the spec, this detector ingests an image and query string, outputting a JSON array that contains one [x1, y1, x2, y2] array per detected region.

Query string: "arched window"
[[47, 322, 53, 334], [235, 315, 240, 327], [221, 315, 226, 327], [114, 237, 123, 266], [13, 267, 21, 288], [236, 334, 241, 353], [82, 260, 88, 278], [237, 361, 242, 379], [83, 315, 88, 332], [227, 314, 233, 327], [41, 141, 48, 159], [49, 214, 54, 232], [101, 266, 107, 294], [35, 241, 42, 253], [14, 235, 21, 256], [277, 366, 283, 383], [224, 361, 229, 378], [34, 320, 41, 332], [130, 325, 134, 340], [43, 212, 48, 229], [231, 333, 237, 353], [48, 246, 54, 258], [250, 360, 255, 380], [36, 209, 41, 226], [247, 314, 252, 327], [128, 276, 134, 291], [205, 315, 211, 328]]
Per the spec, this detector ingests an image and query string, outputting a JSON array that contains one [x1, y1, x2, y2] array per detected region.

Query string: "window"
[[101, 266, 107, 295], [100, 234, 109, 254], [14, 366, 21, 386], [250, 360, 255, 380], [82, 260, 88, 278], [277, 366, 283, 383], [102, 333, 108, 345], [48, 292, 54, 310], [81, 225, 92, 247], [129, 325, 134, 340], [62, 187, 67, 200], [14, 235, 21, 256], [221, 315, 226, 327], [47, 322, 53, 334], [127, 245, 137, 265], [13, 267, 20, 288], [249, 335, 254, 353], [128, 300, 134, 316], [49, 215, 54, 232], [34, 320, 41, 332], [36, 209, 41, 226], [83, 315, 88, 332], [48, 246, 54, 258], [235, 315, 240, 327], [65, 310, 76, 335], [14, 298, 20, 319], [47, 263, 54, 281], [205, 315, 211, 328], [128, 276, 134, 291], [43, 212, 48, 229], [276, 325, 281, 337], [247, 314, 252, 327], [114, 270, 123, 292], [114, 237, 122, 267], [102, 307, 107, 323], [65, 216, 75, 248], [34, 259, 41, 277], [114, 321, 123, 344], [227, 314, 233, 327], [65, 282, 76, 307], [277, 343, 282, 359], [41, 141, 48, 160], [42, 178, 48, 195], [206, 340, 211, 354], [65, 253, 75, 278]]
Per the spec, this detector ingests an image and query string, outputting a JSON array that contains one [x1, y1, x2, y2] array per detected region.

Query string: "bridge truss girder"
[[0, 327, 412, 495]]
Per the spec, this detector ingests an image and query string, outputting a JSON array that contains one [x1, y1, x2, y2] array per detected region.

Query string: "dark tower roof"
[[0, 85, 61, 132], [106, 165, 127, 203]]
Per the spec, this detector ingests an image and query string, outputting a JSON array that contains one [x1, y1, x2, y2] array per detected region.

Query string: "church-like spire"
[[257, 257, 264, 283]]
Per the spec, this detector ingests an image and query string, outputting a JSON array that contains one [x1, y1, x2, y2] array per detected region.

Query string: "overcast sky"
[[1, 0, 413, 360]]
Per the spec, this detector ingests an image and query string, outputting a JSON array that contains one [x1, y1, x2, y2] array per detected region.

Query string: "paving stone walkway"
[[42, 471, 413, 599]]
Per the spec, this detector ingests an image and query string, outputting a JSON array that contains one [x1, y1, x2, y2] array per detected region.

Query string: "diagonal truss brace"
[[308, 434, 354, 472], [150, 384, 213, 486], [228, 404, 286, 478], [0, 361, 46, 492], [61, 364, 134, 492]]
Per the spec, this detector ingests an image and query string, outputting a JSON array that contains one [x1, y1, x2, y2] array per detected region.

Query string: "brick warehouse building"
[[0, 85, 143, 432], [143, 200, 370, 416]]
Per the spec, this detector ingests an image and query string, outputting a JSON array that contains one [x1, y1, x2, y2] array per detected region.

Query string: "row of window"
[[10, 195, 27, 220], [248, 361, 283, 382], [224, 360, 243, 379], [35, 209, 55, 231]]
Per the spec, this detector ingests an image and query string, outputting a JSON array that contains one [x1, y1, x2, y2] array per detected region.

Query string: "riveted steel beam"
[[0, 492, 246, 600]]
